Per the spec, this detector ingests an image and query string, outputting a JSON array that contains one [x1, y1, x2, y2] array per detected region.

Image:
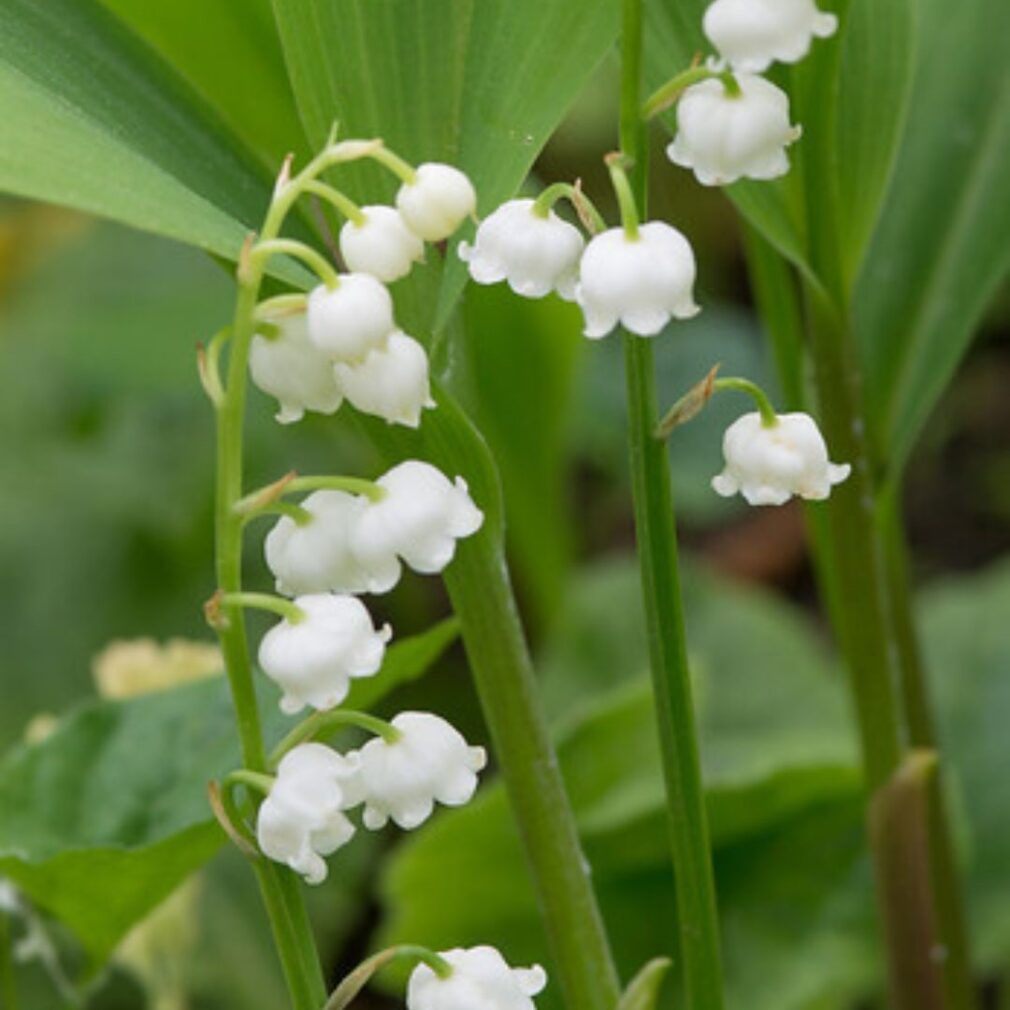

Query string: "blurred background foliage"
[[1, 1, 1009, 1009]]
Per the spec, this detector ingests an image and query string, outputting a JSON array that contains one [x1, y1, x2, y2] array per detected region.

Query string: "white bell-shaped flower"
[[265, 490, 387, 596], [350, 460, 483, 589], [458, 198, 585, 301], [667, 74, 801, 186], [333, 331, 435, 428], [248, 313, 343, 424], [712, 411, 851, 506], [576, 222, 699, 338], [703, 0, 838, 73], [408, 946, 547, 1010], [339, 206, 424, 283], [306, 275, 395, 362], [396, 163, 477, 242], [258, 594, 392, 714], [350, 712, 487, 830], [256, 743, 359, 884]]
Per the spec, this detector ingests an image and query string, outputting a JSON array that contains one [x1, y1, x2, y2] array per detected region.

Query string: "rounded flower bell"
[[407, 946, 547, 1010], [667, 74, 801, 186], [265, 490, 378, 597], [396, 163, 477, 241], [256, 743, 359, 885], [248, 312, 343, 425], [703, 0, 838, 72], [576, 222, 699, 338], [306, 274, 395, 361], [712, 411, 851, 505], [458, 198, 585, 301], [350, 460, 484, 589], [339, 206, 424, 283], [350, 712, 487, 830], [257, 594, 392, 714], [333, 331, 435, 428]]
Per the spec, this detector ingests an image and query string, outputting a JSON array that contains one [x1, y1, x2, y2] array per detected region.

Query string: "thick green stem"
[[620, 0, 725, 1007], [442, 536, 620, 1010]]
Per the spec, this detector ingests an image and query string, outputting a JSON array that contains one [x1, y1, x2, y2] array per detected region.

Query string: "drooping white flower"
[[258, 594, 392, 714], [711, 411, 851, 506], [306, 275, 395, 362], [265, 490, 386, 597], [333, 331, 435, 428], [407, 946, 547, 1010], [339, 206, 424, 283], [350, 712, 487, 830], [576, 222, 699, 338], [248, 312, 343, 424], [458, 198, 585, 301], [396, 163, 477, 242], [703, 0, 838, 73], [667, 74, 801, 186], [350, 460, 483, 589], [256, 743, 359, 884]]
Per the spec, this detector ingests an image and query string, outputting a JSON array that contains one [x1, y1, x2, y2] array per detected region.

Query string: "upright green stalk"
[[619, 0, 725, 1006], [213, 202, 330, 1010]]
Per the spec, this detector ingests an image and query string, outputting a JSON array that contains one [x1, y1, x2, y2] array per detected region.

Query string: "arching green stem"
[[532, 181, 607, 232], [271, 710, 401, 765], [251, 239, 340, 289], [711, 377, 778, 426]]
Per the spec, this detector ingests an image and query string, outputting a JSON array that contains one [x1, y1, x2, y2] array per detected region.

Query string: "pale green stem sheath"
[[620, 0, 725, 1007], [219, 592, 306, 624], [642, 65, 714, 118], [271, 710, 401, 765], [605, 155, 641, 239], [711, 377, 778, 426], [367, 145, 418, 184], [301, 179, 367, 226], [531, 181, 608, 232], [252, 239, 340, 290], [285, 475, 386, 501]]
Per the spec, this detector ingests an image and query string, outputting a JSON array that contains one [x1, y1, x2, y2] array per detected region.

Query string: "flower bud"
[[408, 947, 547, 1010], [576, 222, 699, 338], [711, 411, 851, 505], [258, 594, 392, 714], [350, 460, 483, 589], [349, 712, 486, 829], [256, 743, 359, 884], [396, 163, 477, 241], [339, 206, 424, 283], [249, 313, 343, 424], [265, 490, 385, 596], [703, 0, 838, 73], [667, 74, 801, 186], [334, 331, 435, 428], [306, 275, 395, 362], [458, 198, 585, 301]]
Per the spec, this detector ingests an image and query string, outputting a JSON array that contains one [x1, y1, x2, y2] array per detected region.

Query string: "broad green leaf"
[[0, 0, 299, 274], [462, 284, 583, 629], [96, 0, 307, 168], [855, 0, 1010, 472], [271, 0, 620, 330], [0, 620, 456, 962]]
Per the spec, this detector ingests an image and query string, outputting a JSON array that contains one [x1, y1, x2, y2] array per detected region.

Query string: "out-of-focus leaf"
[[271, 0, 620, 331], [96, 0, 306, 167], [0, 621, 456, 963], [463, 284, 583, 628], [0, 0, 302, 278], [616, 958, 672, 1010], [378, 558, 861, 1004], [379, 558, 1010, 1009], [856, 0, 1010, 472]]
